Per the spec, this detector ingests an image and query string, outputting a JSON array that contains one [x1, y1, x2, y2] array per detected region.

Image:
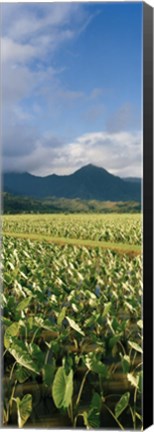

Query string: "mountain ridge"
[[3, 164, 141, 202]]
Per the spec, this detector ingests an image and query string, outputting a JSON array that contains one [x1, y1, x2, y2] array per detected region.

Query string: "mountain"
[[3, 164, 141, 202], [123, 177, 141, 184]]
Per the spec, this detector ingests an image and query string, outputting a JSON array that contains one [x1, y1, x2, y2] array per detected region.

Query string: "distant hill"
[[2, 192, 141, 214], [3, 164, 141, 202]]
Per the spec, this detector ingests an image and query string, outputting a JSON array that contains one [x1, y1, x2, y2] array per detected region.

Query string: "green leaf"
[[34, 317, 57, 333], [4, 322, 20, 349], [4, 272, 13, 285], [125, 301, 134, 313], [115, 392, 130, 418], [88, 408, 100, 428], [8, 340, 40, 374], [85, 353, 108, 377], [112, 317, 119, 331], [8, 261, 15, 271], [42, 363, 56, 387], [128, 341, 143, 354], [72, 303, 78, 313], [66, 316, 85, 336], [16, 366, 31, 383], [15, 394, 32, 428], [52, 367, 65, 408], [127, 373, 139, 388], [109, 334, 122, 349], [1, 317, 12, 327], [20, 271, 28, 280], [90, 392, 102, 411], [121, 355, 130, 373], [103, 302, 111, 317], [137, 320, 143, 329], [83, 408, 100, 429], [52, 366, 73, 409], [57, 307, 67, 326], [29, 343, 44, 370], [16, 296, 32, 312]]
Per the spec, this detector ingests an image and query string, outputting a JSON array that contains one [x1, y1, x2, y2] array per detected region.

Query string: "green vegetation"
[[2, 213, 142, 429], [2, 192, 141, 214], [3, 213, 141, 245], [2, 231, 141, 256]]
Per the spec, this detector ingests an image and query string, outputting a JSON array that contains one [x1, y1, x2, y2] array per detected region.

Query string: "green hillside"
[[2, 192, 141, 214]]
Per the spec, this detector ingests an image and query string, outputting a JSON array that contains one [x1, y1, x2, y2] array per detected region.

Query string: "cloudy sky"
[[2, 2, 142, 177]]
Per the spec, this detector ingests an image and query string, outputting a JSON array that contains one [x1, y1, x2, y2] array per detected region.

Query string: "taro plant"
[[12, 394, 32, 428], [2, 226, 142, 429], [52, 359, 103, 429]]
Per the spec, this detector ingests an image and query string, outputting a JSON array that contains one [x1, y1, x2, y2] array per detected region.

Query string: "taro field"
[[1, 214, 143, 429]]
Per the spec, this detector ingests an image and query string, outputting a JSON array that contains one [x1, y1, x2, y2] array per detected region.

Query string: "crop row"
[[2, 235, 142, 428], [3, 213, 141, 245]]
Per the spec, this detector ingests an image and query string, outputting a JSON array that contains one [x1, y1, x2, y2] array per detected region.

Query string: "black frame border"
[[143, 1, 153, 429]]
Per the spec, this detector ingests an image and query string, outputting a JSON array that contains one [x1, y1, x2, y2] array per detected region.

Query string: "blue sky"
[[2, 2, 142, 176]]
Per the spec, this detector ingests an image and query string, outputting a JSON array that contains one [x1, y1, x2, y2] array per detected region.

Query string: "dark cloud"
[[41, 135, 64, 149], [2, 125, 38, 157]]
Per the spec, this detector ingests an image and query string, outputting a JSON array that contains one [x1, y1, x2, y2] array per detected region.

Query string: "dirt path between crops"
[[3, 231, 141, 256]]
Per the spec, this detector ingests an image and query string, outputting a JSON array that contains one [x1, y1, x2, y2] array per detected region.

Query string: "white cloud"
[[1, 4, 142, 180], [2, 3, 81, 40], [1, 3, 90, 134], [2, 64, 35, 106], [1, 37, 36, 64], [3, 130, 142, 178], [1, 3, 88, 60]]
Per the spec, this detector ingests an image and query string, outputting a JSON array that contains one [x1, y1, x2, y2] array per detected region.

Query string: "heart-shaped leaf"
[[15, 394, 32, 428], [4, 322, 20, 349], [8, 340, 41, 374], [52, 366, 73, 408]]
